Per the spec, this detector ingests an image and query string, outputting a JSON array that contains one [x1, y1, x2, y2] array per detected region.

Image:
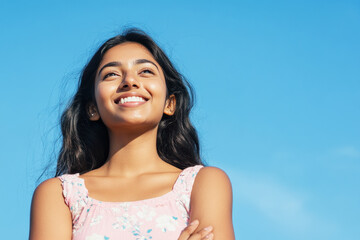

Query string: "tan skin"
[[30, 42, 235, 239]]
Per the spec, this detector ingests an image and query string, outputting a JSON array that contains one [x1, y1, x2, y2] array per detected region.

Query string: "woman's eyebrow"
[[98, 61, 121, 77], [134, 59, 159, 70]]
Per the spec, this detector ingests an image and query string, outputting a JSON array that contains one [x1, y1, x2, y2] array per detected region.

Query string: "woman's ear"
[[88, 104, 100, 121], [164, 94, 176, 116]]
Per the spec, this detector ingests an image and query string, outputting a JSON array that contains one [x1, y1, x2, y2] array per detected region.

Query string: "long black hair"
[[56, 28, 203, 176]]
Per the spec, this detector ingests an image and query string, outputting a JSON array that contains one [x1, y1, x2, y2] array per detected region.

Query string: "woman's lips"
[[115, 95, 148, 107], [117, 101, 147, 107]]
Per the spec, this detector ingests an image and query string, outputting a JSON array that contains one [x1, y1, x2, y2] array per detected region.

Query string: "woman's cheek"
[[94, 86, 113, 118], [147, 81, 167, 102]]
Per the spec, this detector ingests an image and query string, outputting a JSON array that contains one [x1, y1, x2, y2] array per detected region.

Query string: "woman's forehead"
[[102, 42, 156, 62]]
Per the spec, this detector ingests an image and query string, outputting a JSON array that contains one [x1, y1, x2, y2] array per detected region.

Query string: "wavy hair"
[[56, 28, 202, 176]]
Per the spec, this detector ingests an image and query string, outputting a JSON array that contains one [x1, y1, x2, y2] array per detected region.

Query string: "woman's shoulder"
[[192, 166, 232, 197], [196, 166, 231, 181], [33, 177, 63, 198], [31, 178, 71, 224], [33, 174, 85, 208], [32, 178, 67, 211], [173, 165, 230, 196]]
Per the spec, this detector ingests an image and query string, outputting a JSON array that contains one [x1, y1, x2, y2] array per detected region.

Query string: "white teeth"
[[119, 96, 146, 104]]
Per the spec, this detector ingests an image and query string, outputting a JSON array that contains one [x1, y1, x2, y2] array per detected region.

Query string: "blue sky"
[[0, 0, 359, 239]]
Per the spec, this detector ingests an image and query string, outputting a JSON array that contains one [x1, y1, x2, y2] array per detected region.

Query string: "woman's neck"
[[101, 126, 164, 177]]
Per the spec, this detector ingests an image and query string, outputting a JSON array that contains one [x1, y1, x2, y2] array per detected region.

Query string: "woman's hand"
[[178, 220, 214, 240]]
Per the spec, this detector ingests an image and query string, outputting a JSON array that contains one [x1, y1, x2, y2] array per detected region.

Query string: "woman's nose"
[[118, 72, 140, 91]]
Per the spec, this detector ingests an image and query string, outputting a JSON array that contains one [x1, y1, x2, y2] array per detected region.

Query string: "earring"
[[88, 103, 100, 121], [89, 111, 100, 121]]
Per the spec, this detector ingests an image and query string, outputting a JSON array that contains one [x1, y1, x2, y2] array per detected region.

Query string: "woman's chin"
[[106, 119, 159, 132]]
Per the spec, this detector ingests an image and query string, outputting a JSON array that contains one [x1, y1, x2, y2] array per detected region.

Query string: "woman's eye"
[[103, 72, 118, 80], [140, 69, 154, 75]]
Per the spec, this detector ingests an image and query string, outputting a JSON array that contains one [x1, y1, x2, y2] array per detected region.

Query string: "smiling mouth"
[[114, 96, 148, 105]]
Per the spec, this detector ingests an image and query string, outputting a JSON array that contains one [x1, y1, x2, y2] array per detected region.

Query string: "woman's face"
[[94, 42, 170, 132]]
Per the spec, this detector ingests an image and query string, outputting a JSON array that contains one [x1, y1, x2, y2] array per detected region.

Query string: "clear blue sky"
[[0, 0, 359, 239]]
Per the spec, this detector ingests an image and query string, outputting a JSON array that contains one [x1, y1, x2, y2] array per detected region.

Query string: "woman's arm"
[[190, 167, 235, 239], [29, 178, 72, 240]]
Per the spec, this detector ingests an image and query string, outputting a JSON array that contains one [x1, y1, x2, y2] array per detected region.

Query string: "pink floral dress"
[[58, 165, 203, 240]]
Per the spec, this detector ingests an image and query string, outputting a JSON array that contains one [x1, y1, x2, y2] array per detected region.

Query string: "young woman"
[[30, 28, 235, 240]]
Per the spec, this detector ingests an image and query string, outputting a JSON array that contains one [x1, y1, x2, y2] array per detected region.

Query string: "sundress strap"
[[172, 165, 204, 196], [58, 173, 89, 224]]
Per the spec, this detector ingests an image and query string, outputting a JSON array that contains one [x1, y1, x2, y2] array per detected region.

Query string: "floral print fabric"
[[58, 165, 203, 240]]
